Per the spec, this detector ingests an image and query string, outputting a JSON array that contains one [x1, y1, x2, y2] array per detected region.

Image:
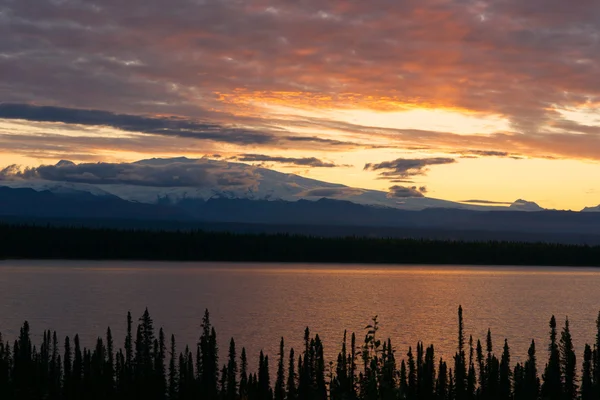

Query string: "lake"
[[0, 261, 599, 370]]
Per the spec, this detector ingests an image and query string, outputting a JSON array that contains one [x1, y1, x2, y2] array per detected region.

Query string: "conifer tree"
[[314, 335, 327, 400], [454, 306, 467, 400], [408, 346, 417, 399], [73, 334, 83, 399], [467, 336, 476, 400], [523, 340, 540, 400], [200, 309, 219, 400], [400, 359, 408, 398], [156, 328, 167, 400], [106, 327, 115, 397], [436, 359, 447, 400], [485, 329, 499, 398], [513, 363, 524, 400], [541, 316, 562, 400], [220, 365, 228, 398], [240, 347, 248, 400], [169, 335, 177, 400], [287, 348, 297, 400], [275, 338, 285, 400], [258, 351, 272, 400], [559, 318, 577, 400], [499, 339, 512, 400], [125, 312, 133, 371], [63, 336, 72, 400], [594, 311, 600, 399], [581, 344, 593, 400], [227, 338, 238, 400], [476, 339, 485, 398]]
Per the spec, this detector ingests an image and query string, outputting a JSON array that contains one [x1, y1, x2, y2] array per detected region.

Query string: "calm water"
[[1, 261, 599, 369]]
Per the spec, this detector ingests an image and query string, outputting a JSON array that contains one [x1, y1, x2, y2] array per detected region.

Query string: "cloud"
[[0, 103, 275, 146], [233, 154, 345, 167], [364, 157, 456, 180], [2, 0, 600, 163], [460, 199, 512, 205], [453, 150, 522, 159], [0, 158, 260, 189], [386, 185, 426, 198], [300, 187, 365, 197]]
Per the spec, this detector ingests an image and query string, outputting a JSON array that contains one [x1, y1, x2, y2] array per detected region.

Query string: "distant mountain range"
[[1, 157, 599, 242], [0, 156, 563, 211]]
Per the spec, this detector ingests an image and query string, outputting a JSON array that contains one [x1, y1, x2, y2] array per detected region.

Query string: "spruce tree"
[[275, 338, 285, 400], [400, 359, 408, 398], [523, 340, 540, 400], [200, 309, 219, 400], [240, 347, 248, 400], [227, 338, 238, 400], [106, 327, 115, 397], [314, 335, 327, 400], [156, 328, 167, 400], [594, 311, 600, 398], [499, 339, 512, 400], [287, 348, 297, 400], [435, 359, 447, 400], [559, 318, 577, 400], [476, 339, 485, 398], [169, 335, 177, 400], [581, 344, 593, 400], [258, 351, 272, 400], [454, 306, 467, 400], [541, 315, 562, 400], [73, 334, 83, 399], [485, 329, 499, 398], [63, 336, 72, 400]]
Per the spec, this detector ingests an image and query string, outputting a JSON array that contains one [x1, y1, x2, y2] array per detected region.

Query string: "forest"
[[1, 223, 600, 266], [0, 306, 598, 399]]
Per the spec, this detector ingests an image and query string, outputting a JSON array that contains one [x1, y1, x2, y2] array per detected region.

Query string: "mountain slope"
[[0, 157, 518, 211]]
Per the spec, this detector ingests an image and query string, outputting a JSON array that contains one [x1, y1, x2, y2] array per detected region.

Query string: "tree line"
[[0, 307, 599, 399], [0, 223, 600, 266]]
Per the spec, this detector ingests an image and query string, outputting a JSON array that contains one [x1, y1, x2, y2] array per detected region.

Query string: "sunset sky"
[[1, 0, 600, 210]]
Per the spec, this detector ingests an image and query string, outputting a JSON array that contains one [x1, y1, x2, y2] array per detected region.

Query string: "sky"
[[0, 0, 600, 210]]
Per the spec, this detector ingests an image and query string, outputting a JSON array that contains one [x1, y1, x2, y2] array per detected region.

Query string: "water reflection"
[[0, 260, 599, 370]]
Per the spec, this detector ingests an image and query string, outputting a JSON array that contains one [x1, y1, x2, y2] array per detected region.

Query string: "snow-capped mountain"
[[0, 157, 542, 212]]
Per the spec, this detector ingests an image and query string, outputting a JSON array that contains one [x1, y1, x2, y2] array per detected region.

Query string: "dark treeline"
[[1, 224, 600, 266], [1, 307, 600, 400]]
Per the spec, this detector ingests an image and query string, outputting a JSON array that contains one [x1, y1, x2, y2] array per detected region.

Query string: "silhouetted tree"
[[227, 338, 238, 400], [275, 338, 285, 400], [581, 344, 593, 400], [499, 339, 511, 400], [200, 309, 219, 400], [523, 340, 540, 400], [169, 335, 178, 400], [559, 318, 577, 400], [286, 348, 297, 400], [240, 348, 248, 400], [542, 316, 562, 400]]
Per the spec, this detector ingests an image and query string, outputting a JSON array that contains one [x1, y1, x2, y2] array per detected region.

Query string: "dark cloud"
[[234, 154, 344, 168], [0, 159, 259, 189], [0, 103, 275, 146], [386, 185, 426, 198], [454, 150, 521, 158], [1, 0, 600, 162], [300, 187, 365, 198], [460, 199, 512, 205], [364, 157, 456, 180]]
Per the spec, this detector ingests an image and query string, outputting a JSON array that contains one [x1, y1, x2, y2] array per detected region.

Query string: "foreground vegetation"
[[0, 307, 599, 399], [1, 224, 600, 266]]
